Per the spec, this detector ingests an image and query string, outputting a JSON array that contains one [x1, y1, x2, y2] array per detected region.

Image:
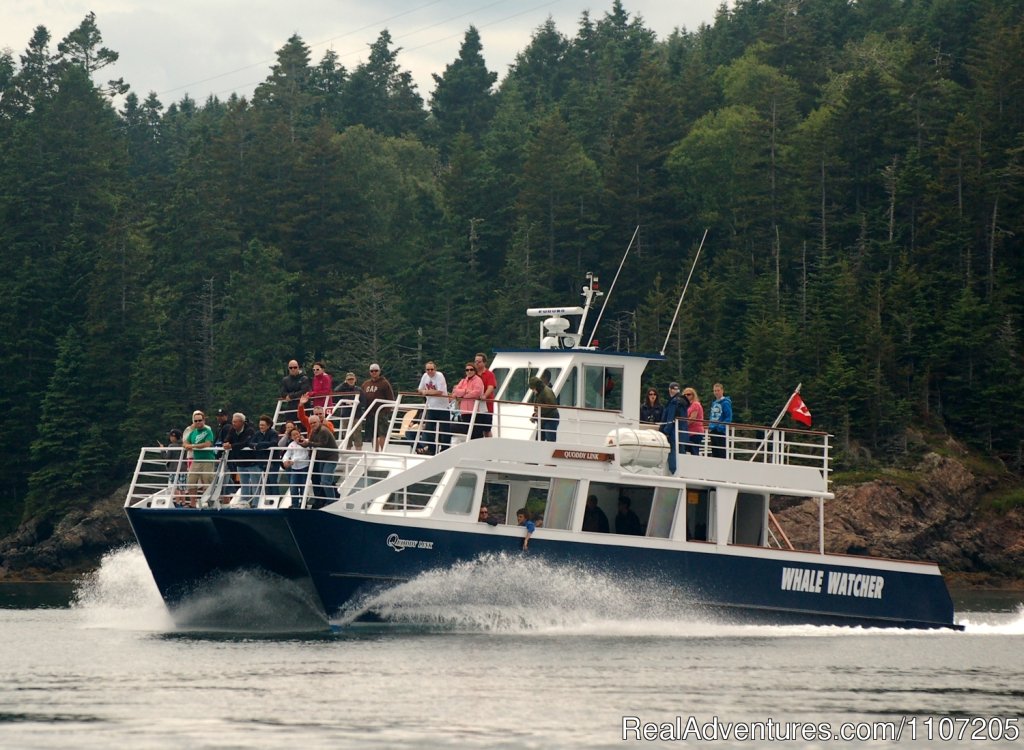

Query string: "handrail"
[[767, 510, 795, 550], [129, 395, 831, 511]]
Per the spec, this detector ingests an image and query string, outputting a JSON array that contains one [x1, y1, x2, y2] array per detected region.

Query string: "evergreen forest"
[[1, 0, 1023, 533]]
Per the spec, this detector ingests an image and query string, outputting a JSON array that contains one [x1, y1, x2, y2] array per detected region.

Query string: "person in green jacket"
[[528, 376, 559, 442]]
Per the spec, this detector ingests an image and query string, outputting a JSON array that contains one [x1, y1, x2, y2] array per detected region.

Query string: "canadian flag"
[[787, 392, 812, 426]]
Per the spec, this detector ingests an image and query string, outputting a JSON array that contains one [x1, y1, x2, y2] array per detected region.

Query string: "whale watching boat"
[[125, 274, 960, 630]]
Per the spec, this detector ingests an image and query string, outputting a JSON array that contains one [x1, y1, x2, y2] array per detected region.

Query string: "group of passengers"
[[641, 382, 733, 470], [415, 355, 560, 451], [165, 359, 734, 508], [163, 408, 326, 510]]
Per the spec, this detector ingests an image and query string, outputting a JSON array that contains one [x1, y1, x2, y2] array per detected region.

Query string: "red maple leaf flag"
[[787, 392, 812, 426]]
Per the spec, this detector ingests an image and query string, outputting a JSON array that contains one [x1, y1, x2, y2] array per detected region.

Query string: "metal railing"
[[128, 401, 831, 511]]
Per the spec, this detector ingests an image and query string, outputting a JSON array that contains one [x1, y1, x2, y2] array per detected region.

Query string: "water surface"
[[0, 548, 1021, 749]]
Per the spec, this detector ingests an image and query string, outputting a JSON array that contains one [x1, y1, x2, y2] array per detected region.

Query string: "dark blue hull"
[[126, 507, 960, 630]]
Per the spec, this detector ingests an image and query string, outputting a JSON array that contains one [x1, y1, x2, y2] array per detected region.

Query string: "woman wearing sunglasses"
[[450, 362, 485, 440]]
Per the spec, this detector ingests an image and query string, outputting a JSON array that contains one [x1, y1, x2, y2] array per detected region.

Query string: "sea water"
[[0, 547, 1022, 749]]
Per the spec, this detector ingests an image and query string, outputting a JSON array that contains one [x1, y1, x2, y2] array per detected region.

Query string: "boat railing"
[[126, 447, 232, 508], [126, 445, 331, 509], [272, 393, 363, 436], [666, 417, 830, 478], [378, 394, 830, 477], [381, 392, 636, 451]]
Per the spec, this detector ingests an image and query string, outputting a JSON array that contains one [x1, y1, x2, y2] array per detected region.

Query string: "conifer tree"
[[430, 26, 497, 155]]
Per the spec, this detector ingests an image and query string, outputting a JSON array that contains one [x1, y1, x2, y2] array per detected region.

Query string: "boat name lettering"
[[552, 449, 614, 462], [780, 567, 884, 599], [386, 533, 434, 552]]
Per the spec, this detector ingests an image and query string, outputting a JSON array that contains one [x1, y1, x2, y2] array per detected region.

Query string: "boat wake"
[[958, 604, 1024, 635], [335, 555, 1024, 637], [334, 553, 721, 634], [168, 569, 329, 633], [75, 547, 1021, 637], [72, 545, 328, 634]]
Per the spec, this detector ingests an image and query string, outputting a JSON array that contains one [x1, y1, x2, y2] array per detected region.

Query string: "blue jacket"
[[661, 395, 684, 435], [709, 395, 733, 434]]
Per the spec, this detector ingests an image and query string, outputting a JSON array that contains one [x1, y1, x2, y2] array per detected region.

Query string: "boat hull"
[[126, 507, 960, 630]]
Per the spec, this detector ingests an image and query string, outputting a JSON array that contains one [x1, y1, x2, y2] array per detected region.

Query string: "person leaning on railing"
[[450, 363, 485, 440], [528, 376, 559, 442]]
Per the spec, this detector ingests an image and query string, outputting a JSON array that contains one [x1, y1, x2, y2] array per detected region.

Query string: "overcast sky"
[[3, 1, 728, 106]]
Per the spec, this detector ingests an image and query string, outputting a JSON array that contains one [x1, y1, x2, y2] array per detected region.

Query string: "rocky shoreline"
[[1, 451, 1022, 586]]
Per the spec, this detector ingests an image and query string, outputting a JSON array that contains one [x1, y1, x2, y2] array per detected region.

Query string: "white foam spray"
[[169, 568, 328, 633], [74, 547, 1018, 637], [958, 603, 1024, 634], [335, 554, 1022, 638], [71, 544, 328, 634], [71, 544, 173, 630], [336, 553, 730, 634]]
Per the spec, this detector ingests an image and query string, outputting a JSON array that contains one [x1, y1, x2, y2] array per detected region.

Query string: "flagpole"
[[749, 383, 801, 462]]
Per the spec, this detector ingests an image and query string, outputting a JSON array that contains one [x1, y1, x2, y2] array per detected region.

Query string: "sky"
[[2, 1, 727, 107]]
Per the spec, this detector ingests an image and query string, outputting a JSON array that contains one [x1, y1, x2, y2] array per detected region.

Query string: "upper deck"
[[126, 271, 831, 512]]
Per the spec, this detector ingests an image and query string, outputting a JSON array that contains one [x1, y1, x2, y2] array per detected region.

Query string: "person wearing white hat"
[[361, 364, 394, 451]]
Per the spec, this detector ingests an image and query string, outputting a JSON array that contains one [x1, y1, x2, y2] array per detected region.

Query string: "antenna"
[[661, 229, 709, 356], [586, 226, 640, 348]]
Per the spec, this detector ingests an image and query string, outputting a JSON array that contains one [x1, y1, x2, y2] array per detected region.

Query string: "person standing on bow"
[[450, 362, 485, 440], [304, 414, 338, 507], [280, 427, 310, 507], [222, 412, 259, 506], [183, 410, 216, 507]]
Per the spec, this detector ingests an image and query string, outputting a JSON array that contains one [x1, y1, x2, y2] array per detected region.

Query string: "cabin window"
[[558, 367, 577, 407], [386, 473, 443, 510], [501, 368, 532, 402], [492, 367, 509, 394], [646, 487, 680, 538], [443, 472, 478, 515], [686, 488, 713, 541], [525, 485, 548, 524], [589, 481, 653, 536], [544, 478, 578, 530], [484, 474, 551, 526], [484, 482, 510, 524], [583, 365, 624, 410], [731, 492, 766, 546]]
